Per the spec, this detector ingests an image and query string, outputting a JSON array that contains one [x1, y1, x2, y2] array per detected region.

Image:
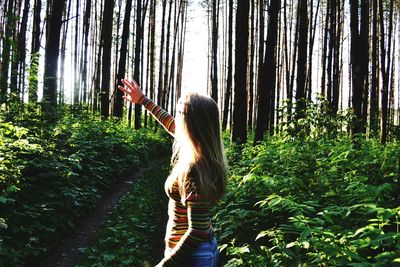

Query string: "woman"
[[118, 79, 227, 267]]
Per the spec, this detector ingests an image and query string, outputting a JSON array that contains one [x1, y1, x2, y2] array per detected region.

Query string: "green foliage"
[[278, 96, 354, 140], [76, 160, 170, 267], [0, 104, 170, 266], [214, 135, 400, 266]]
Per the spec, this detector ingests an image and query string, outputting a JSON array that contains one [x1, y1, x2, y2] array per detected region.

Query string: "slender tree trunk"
[[10, 0, 22, 98], [157, 0, 167, 107], [222, 0, 233, 130], [149, 0, 156, 122], [176, 0, 186, 102], [59, 0, 72, 105], [0, 0, 14, 103], [231, 0, 249, 144], [81, 0, 92, 104], [254, 0, 280, 144], [16, 0, 30, 101], [380, 0, 394, 144], [288, 2, 299, 119], [43, 0, 67, 106], [100, 0, 114, 117], [134, 0, 144, 129], [28, 0, 42, 103], [349, 0, 363, 135], [332, 0, 342, 114], [294, 0, 308, 119], [93, 0, 104, 112], [370, 0, 379, 134], [210, 0, 219, 102], [321, 0, 329, 98], [360, 0, 369, 132], [247, 0, 255, 131], [114, 0, 133, 118]]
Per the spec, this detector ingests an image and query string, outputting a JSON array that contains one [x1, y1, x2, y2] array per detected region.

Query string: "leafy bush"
[[76, 160, 170, 267], [214, 135, 400, 266], [0, 105, 170, 266]]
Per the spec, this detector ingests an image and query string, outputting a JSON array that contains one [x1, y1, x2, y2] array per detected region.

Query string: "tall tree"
[[0, 0, 14, 103], [379, 0, 394, 144], [43, 0, 67, 105], [133, 0, 146, 129], [81, 0, 92, 104], [114, 0, 133, 118], [349, 0, 363, 135], [247, 0, 255, 130], [28, 0, 42, 103], [360, 0, 369, 130], [294, 0, 308, 119], [222, 0, 233, 130], [14, 0, 30, 101], [231, 0, 249, 144], [100, 0, 114, 117], [210, 0, 219, 102], [370, 0, 379, 134], [254, 0, 281, 144], [157, 0, 167, 108]]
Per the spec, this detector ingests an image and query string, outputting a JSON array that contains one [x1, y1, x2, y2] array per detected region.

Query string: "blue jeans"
[[165, 237, 219, 267]]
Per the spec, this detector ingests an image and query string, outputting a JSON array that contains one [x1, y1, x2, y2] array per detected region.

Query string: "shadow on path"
[[44, 158, 168, 267]]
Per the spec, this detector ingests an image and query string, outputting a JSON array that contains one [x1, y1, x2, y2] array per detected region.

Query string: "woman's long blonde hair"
[[166, 92, 227, 205]]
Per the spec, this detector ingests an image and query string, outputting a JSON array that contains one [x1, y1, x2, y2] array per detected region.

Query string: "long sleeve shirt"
[[141, 97, 213, 266]]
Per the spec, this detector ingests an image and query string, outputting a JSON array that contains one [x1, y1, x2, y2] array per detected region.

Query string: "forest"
[[1, 0, 400, 266]]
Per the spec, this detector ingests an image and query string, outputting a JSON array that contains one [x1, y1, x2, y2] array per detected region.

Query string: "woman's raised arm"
[[118, 79, 175, 137]]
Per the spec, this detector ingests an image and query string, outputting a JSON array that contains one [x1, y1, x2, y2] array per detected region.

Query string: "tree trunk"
[[294, 0, 308, 119], [59, 0, 72, 105], [210, 0, 219, 102], [16, 0, 30, 101], [0, 0, 14, 103], [28, 0, 42, 103], [157, 0, 167, 107], [360, 0, 369, 132], [247, 0, 255, 131], [114, 0, 133, 118], [100, 0, 114, 117], [222, 0, 233, 130], [81, 0, 92, 104], [349, 0, 363, 135], [134, 0, 144, 129], [379, 0, 394, 144], [231, 0, 249, 144], [370, 0, 379, 134], [43, 0, 66, 106], [254, 0, 280, 144]]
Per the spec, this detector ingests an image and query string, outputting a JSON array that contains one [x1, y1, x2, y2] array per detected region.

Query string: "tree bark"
[[231, 0, 249, 144], [349, 0, 363, 135], [100, 0, 114, 117], [28, 0, 42, 103], [294, 0, 308, 119], [379, 0, 394, 144], [222, 0, 233, 131], [370, 0, 379, 134], [114, 0, 133, 118], [43, 0, 67, 106], [0, 0, 14, 103], [254, 0, 280, 144], [210, 0, 219, 102]]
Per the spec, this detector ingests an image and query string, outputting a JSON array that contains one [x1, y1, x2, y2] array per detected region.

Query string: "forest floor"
[[43, 158, 167, 267]]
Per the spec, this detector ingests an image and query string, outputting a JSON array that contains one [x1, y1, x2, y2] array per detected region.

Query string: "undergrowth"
[[76, 159, 170, 267], [0, 104, 170, 266]]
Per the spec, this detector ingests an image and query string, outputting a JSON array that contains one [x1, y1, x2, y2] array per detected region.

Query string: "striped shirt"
[[141, 97, 214, 266], [142, 97, 175, 134]]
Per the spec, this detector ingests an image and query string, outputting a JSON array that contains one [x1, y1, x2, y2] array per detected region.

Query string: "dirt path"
[[44, 159, 166, 267]]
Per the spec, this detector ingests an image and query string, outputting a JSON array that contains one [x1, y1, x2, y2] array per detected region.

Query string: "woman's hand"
[[118, 79, 145, 104]]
